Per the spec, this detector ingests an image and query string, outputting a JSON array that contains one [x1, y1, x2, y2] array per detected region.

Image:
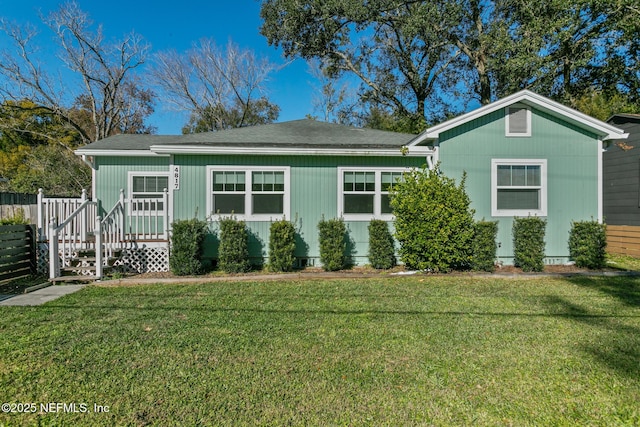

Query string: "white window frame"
[[491, 159, 547, 217], [206, 166, 290, 221], [505, 104, 532, 137], [127, 172, 170, 215], [338, 167, 409, 221]]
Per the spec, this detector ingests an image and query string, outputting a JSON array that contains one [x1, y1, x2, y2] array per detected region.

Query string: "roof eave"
[[149, 145, 433, 157], [409, 90, 629, 145], [74, 149, 170, 157]]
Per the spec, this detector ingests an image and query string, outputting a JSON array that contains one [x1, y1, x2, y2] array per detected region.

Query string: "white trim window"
[[505, 104, 532, 137], [207, 166, 290, 220], [491, 159, 547, 217], [128, 172, 169, 213], [338, 168, 406, 220]]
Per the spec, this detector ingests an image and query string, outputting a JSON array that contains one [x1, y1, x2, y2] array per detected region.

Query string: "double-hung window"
[[491, 159, 547, 216], [129, 173, 169, 213], [343, 171, 376, 214], [338, 168, 406, 220], [208, 166, 289, 220], [212, 171, 246, 214], [251, 171, 285, 214]]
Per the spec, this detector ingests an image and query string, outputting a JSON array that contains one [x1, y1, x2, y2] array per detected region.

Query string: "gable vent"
[[506, 106, 531, 136]]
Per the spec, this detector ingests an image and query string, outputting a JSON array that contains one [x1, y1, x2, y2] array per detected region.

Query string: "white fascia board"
[[150, 145, 434, 157], [409, 89, 628, 146], [74, 149, 170, 157]]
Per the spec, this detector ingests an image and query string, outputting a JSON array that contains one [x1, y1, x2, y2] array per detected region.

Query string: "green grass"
[[1, 276, 639, 426], [607, 253, 640, 271]]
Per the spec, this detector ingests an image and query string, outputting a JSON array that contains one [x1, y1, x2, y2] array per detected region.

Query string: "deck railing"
[[48, 197, 98, 279], [41, 188, 169, 279], [37, 189, 96, 243], [125, 189, 169, 240]]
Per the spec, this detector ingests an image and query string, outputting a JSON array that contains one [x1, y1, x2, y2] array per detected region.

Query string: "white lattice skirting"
[[37, 242, 170, 275], [113, 246, 169, 274], [37, 242, 49, 275]]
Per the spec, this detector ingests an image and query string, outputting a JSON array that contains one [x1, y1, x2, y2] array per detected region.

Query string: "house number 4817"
[[173, 166, 180, 190]]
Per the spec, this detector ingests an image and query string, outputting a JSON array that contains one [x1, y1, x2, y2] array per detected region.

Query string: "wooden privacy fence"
[[606, 225, 640, 257], [0, 192, 37, 205], [0, 192, 38, 225], [0, 224, 35, 282]]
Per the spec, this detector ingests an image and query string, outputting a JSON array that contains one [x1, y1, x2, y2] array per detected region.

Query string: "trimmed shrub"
[[0, 208, 29, 225], [368, 219, 395, 269], [218, 218, 251, 273], [390, 166, 475, 272], [569, 220, 607, 269], [318, 217, 346, 271], [170, 218, 209, 276], [513, 217, 546, 272], [472, 220, 498, 272], [268, 219, 296, 272]]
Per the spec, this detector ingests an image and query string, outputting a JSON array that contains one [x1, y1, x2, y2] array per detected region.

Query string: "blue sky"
[[0, 0, 316, 134]]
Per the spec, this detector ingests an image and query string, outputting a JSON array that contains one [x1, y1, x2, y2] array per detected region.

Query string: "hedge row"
[[170, 217, 608, 275], [169, 217, 394, 274]]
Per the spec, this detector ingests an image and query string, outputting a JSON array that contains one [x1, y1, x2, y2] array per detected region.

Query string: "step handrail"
[[54, 199, 97, 232], [48, 196, 98, 280], [95, 190, 126, 278]]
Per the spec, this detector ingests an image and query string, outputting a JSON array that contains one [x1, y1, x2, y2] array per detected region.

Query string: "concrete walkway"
[[0, 284, 86, 306]]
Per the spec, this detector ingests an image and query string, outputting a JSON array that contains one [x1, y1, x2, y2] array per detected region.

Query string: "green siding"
[[438, 107, 600, 264], [173, 154, 423, 264], [95, 156, 170, 213]]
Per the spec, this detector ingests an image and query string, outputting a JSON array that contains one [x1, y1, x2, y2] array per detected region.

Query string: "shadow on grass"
[[551, 276, 640, 377], [566, 276, 640, 307], [42, 276, 640, 378], [44, 299, 640, 320]]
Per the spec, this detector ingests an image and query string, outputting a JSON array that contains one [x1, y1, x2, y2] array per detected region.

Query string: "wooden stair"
[[50, 249, 122, 283]]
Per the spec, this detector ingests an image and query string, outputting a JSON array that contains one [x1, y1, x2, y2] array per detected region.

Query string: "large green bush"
[[169, 218, 209, 276], [472, 220, 498, 272], [568, 220, 607, 269], [513, 216, 546, 272], [218, 218, 251, 273], [390, 166, 475, 272], [368, 219, 395, 269], [268, 219, 296, 272], [318, 217, 347, 271]]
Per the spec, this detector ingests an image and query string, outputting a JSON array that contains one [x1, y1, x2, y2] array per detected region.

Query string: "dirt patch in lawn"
[[98, 263, 635, 286]]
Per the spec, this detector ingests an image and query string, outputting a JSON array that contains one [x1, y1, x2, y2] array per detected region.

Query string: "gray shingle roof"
[[76, 134, 180, 150], [77, 119, 415, 152]]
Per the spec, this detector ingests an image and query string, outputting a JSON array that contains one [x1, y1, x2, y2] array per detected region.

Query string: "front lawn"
[[1, 276, 639, 426]]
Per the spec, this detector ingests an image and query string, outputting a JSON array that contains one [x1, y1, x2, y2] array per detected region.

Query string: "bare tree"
[[152, 39, 280, 132], [307, 59, 358, 124], [0, 1, 153, 144]]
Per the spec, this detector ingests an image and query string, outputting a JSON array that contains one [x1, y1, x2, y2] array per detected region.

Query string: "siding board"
[[603, 118, 640, 226], [95, 156, 170, 214], [171, 154, 423, 264], [439, 106, 600, 263]]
